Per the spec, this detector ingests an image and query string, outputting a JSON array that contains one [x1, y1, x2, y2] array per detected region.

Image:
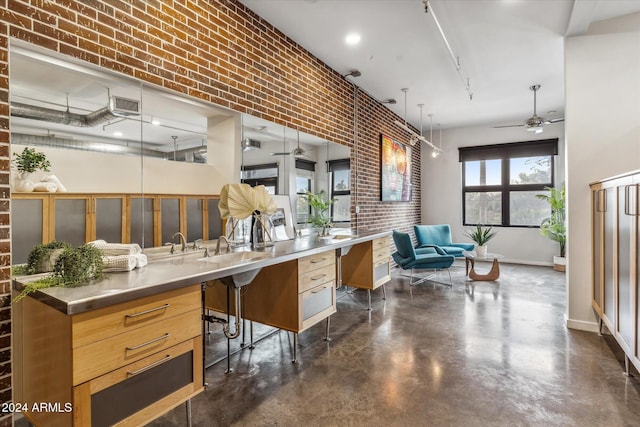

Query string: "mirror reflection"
[[241, 115, 351, 230], [9, 46, 351, 265]]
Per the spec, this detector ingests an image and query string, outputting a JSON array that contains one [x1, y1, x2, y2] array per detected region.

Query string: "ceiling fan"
[[270, 129, 309, 157], [494, 84, 564, 134]]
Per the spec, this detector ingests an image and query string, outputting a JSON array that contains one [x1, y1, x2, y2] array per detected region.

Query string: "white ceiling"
[[240, 0, 640, 134]]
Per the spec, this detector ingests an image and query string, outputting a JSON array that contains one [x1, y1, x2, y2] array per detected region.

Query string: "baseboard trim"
[[565, 316, 600, 333]]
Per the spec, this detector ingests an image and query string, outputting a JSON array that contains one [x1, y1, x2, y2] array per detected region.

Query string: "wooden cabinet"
[[342, 236, 391, 290], [591, 170, 640, 372], [205, 249, 337, 334], [14, 285, 203, 426], [11, 193, 222, 264]]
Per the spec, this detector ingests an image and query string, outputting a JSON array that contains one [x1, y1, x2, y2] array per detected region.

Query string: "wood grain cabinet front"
[[342, 236, 391, 290], [206, 249, 337, 334], [14, 284, 203, 427]]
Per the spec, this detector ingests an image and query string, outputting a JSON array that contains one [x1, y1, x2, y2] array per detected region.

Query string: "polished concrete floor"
[[149, 262, 640, 426]]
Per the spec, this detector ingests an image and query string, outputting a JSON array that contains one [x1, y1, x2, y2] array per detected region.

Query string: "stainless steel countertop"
[[14, 230, 391, 315]]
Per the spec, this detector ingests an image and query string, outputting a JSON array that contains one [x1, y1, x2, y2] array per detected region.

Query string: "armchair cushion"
[[414, 224, 475, 257], [392, 230, 455, 270]]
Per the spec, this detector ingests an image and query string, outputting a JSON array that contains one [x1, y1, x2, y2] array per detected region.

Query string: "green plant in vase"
[[536, 185, 566, 271], [304, 190, 336, 235], [465, 224, 498, 257]]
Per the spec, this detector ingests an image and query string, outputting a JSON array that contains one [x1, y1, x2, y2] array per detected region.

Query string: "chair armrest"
[[392, 252, 412, 267], [415, 244, 447, 255], [450, 243, 476, 251]]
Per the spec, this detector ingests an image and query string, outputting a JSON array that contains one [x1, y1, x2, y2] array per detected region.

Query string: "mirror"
[[240, 115, 351, 230], [9, 45, 240, 262]]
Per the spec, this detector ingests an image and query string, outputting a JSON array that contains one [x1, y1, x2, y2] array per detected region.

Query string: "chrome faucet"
[[215, 236, 230, 255], [172, 232, 188, 252]]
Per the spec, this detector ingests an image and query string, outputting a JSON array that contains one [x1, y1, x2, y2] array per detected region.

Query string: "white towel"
[[43, 173, 68, 192], [32, 182, 58, 192], [89, 242, 142, 256], [102, 255, 137, 272], [135, 253, 147, 268]]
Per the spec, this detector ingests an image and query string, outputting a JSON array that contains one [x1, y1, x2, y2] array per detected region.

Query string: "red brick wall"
[[0, 0, 421, 421]]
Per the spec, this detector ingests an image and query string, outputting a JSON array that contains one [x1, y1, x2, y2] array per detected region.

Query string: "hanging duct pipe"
[[10, 96, 140, 128]]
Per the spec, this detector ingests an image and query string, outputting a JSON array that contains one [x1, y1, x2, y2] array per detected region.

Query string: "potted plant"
[[465, 224, 498, 257], [536, 185, 566, 272], [303, 190, 336, 236], [12, 147, 51, 192]]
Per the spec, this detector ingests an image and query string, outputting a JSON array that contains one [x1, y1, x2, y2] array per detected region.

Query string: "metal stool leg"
[[291, 332, 298, 364], [186, 399, 192, 427], [324, 316, 331, 341]]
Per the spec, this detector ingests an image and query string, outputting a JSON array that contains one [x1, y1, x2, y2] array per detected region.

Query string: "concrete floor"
[[149, 263, 640, 426]]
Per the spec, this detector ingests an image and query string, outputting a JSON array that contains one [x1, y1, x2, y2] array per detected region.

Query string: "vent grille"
[[110, 96, 140, 116]]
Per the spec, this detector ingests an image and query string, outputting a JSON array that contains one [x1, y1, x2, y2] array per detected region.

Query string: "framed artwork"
[[380, 134, 412, 202]]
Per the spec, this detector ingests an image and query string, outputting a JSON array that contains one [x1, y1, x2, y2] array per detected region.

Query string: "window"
[[241, 163, 278, 194], [459, 139, 558, 227], [295, 159, 315, 224], [328, 159, 350, 223]]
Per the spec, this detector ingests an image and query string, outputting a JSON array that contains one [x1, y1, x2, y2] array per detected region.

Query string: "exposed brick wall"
[[0, 0, 421, 415]]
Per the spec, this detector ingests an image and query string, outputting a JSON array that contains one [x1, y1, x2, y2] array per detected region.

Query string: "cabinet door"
[[186, 198, 203, 243], [592, 188, 605, 315], [603, 186, 616, 327], [12, 198, 45, 264], [95, 197, 124, 243], [55, 198, 88, 246], [617, 180, 634, 348], [161, 198, 180, 245]]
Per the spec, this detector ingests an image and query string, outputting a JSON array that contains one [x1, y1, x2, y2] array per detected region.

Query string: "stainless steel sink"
[[197, 251, 272, 286]]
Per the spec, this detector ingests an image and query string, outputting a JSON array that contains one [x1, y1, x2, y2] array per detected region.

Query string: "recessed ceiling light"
[[114, 131, 123, 137], [151, 119, 160, 126], [345, 33, 361, 46]]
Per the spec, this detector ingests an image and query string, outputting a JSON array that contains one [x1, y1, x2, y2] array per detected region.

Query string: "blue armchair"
[[392, 230, 455, 286], [414, 224, 475, 258]]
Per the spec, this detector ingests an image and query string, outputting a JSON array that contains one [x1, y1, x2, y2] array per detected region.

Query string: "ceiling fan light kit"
[[494, 84, 564, 134]]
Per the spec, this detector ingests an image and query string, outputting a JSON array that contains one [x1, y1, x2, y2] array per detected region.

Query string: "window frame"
[[460, 139, 558, 228]]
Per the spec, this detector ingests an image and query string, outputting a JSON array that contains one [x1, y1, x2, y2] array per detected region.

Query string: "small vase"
[[225, 216, 250, 248], [13, 172, 35, 192], [252, 212, 275, 249], [476, 245, 488, 257]]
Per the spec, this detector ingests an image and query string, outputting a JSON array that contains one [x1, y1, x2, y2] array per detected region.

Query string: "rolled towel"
[[33, 182, 58, 192], [135, 253, 148, 268], [43, 173, 68, 192], [102, 255, 137, 272], [89, 242, 142, 256]]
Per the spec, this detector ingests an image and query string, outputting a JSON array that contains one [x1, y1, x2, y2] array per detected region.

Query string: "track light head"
[[344, 70, 361, 78], [381, 99, 396, 105]]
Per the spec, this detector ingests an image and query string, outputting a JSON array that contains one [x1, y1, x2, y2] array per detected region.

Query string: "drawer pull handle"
[[311, 273, 327, 281], [127, 355, 172, 377], [311, 286, 328, 294], [126, 333, 171, 351], [310, 257, 326, 264], [125, 304, 170, 318]]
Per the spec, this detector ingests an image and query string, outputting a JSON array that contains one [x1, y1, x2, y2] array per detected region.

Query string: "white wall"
[[11, 116, 243, 195], [564, 13, 640, 332], [421, 123, 566, 265]]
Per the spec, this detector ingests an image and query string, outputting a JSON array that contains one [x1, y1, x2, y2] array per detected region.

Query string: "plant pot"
[[37, 248, 65, 273], [553, 256, 566, 272], [13, 172, 35, 192], [475, 245, 488, 257]]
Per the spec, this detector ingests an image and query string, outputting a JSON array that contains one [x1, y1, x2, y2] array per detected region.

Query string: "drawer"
[[300, 283, 335, 331], [373, 260, 391, 288], [77, 338, 203, 427], [73, 309, 201, 385], [372, 237, 390, 250], [299, 263, 336, 293], [298, 251, 335, 276], [373, 246, 390, 263], [72, 285, 201, 348]]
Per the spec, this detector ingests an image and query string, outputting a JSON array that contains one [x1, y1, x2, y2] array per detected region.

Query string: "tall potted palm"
[[536, 185, 566, 272]]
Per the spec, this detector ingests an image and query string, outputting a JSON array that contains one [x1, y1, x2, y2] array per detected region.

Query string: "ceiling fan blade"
[[545, 117, 564, 124], [493, 124, 524, 128], [270, 152, 290, 156]]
